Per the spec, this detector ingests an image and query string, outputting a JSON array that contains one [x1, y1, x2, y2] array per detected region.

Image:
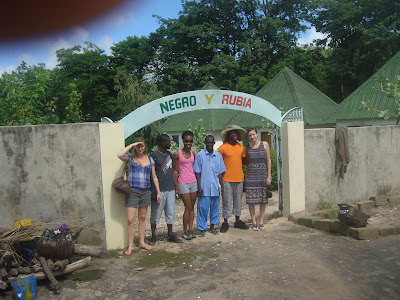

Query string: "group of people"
[[117, 125, 272, 255]]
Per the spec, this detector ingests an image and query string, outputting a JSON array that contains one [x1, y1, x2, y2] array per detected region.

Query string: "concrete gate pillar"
[[281, 121, 305, 216], [99, 123, 127, 250]]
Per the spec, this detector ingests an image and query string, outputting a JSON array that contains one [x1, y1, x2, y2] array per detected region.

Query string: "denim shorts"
[[126, 189, 151, 208], [178, 182, 198, 194]]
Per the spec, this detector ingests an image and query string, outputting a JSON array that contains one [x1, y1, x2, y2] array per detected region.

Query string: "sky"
[[0, 0, 324, 74]]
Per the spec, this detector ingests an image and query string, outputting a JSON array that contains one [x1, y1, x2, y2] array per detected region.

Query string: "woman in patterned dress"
[[245, 128, 272, 231]]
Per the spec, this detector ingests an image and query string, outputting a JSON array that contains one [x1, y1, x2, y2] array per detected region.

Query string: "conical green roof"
[[323, 50, 400, 123], [256, 67, 338, 125]]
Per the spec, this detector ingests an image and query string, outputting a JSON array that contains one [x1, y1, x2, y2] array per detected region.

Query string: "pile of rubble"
[[0, 223, 101, 296]]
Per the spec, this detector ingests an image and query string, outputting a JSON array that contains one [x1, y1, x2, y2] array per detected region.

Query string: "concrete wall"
[[0, 123, 125, 248], [304, 125, 400, 210]]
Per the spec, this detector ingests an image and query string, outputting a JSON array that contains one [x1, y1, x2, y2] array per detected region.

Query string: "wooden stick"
[[39, 256, 61, 290], [74, 244, 102, 257], [9, 257, 91, 281], [53, 259, 69, 271]]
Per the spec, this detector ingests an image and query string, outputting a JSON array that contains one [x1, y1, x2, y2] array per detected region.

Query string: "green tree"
[[54, 42, 120, 121], [0, 63, 58, 125], [307, 0, 400, 102], [188, 118, 206, 153], [149, 0, 308, 94], [111, 36, 155, 80]]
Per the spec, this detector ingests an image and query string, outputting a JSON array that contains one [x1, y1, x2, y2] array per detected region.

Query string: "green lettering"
[[190, 96, 196, 106], [182, 97, 189, 108], [175, 98, 181, 109], [160, 102, 169, 114], [169, 99, 175, 110]]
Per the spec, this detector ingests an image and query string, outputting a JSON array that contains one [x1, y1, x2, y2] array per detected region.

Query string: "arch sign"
[[117, 90, 281, 138]]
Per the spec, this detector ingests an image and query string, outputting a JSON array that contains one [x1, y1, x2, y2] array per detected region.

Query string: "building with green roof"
[[158, 66, 340, 147], [255, 67, 338, 127], [322, 50, 400, 127]]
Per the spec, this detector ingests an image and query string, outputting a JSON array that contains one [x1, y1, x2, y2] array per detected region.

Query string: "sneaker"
[[167, 234, 183, 243], [182, 231, 192, 240], [209, 228, 219, 235], [198, 230, 206, 237], [148, 235, 156, 245], [220, 222, 229, 233], [234, 220, 249, 230]]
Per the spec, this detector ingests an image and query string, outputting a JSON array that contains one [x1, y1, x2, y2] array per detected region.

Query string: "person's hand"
[[267, 177, 271, 186], [198, 187, 203, 198], [132, 142, 144, 147], [175, 187, 180, 197], [156, 193, 161, 203]]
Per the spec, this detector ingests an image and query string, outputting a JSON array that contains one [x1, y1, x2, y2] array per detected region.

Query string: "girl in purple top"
[[118, 137, 161, 255], [173, 131, 198, 240]]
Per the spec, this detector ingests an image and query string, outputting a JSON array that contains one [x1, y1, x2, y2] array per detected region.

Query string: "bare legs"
[[127, 206, 152, 253], [248, 204, 267, 230], [182, 192, 197, 231], [126, 207, 137, 253]]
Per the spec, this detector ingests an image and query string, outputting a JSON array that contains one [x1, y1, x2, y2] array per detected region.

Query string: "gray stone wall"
[[304, 125, 400, 210], [0, 123, 106, 246]]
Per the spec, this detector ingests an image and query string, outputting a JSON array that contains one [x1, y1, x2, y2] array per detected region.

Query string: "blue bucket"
[[11, 275, 37, 300]]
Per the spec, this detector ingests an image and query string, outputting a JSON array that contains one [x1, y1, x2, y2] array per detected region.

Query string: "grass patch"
[[196, 252, 215, 262], [325, 209, 338, 219], [138, 250, 194, 268], [105, 248, 124, 258], [318, 202, 333, 210]]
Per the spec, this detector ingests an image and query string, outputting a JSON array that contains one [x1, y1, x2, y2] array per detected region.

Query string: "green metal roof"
[[323, 50, 400, 123], [255, 67, 338, 125]]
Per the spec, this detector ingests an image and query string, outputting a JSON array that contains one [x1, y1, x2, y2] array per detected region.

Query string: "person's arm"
[[151, 165, 161, 203], [195, 172, 203, 197], [241, 145, 247, 165], [263, 141, 272, 186], [173, 151, 180, 196], [117, 142, 142, 162]]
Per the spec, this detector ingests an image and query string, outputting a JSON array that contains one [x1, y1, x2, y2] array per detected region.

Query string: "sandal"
[[139, 244, 153, 251], [258, 224, 265, 231], [124, 249, 135, 256], [252, 224, 259, 231]]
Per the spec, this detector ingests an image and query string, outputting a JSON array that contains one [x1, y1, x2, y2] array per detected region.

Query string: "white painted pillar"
[[99, 123, 127, 250], [281, 121, 305, 216]]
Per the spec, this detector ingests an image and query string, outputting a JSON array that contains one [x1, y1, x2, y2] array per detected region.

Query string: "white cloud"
[[297, 27, 326, 45], [0, 65, 17, 74], [44, 27, 90, 69], [18, 53, 36, 65], [98, 35, 114, 54]]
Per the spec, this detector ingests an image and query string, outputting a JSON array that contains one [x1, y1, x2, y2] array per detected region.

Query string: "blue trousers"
[[197, 196, 220, 231]]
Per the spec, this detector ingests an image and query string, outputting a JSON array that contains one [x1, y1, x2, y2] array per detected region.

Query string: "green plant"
[[362, 75, 400, 124], [317, 202, 333, 210], [188, 118, 206, 153], [325, 209, 338, 219]]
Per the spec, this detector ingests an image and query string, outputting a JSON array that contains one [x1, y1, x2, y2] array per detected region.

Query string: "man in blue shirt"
[[193, 135, 226, 236]]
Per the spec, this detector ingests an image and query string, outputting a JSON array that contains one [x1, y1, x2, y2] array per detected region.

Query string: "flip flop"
[[252, 224, 259, 231], [139, 245, 153, 251], [258, 224, 265, 231], [124, 249, 135, 256]]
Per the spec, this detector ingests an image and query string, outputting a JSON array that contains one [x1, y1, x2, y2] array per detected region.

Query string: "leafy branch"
[[362, 75, 400, 124]]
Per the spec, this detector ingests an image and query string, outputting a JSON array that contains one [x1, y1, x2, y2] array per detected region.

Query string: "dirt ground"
[[4, 192, 400, 299]]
